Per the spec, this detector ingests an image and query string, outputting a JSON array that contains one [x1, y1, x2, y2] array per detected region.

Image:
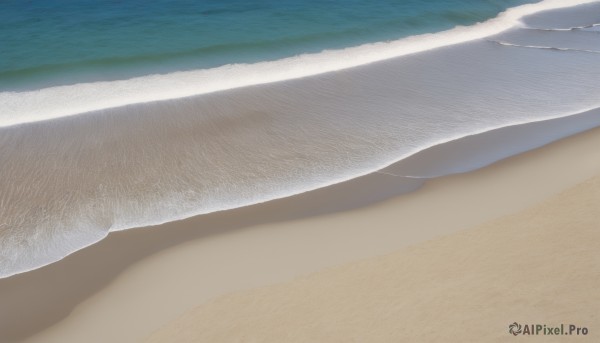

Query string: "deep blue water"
[[0, 0, 538, 91]]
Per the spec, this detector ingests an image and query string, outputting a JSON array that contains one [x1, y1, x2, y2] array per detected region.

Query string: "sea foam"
[[1, 0, 600, 278], [0, 0, 597, 128]]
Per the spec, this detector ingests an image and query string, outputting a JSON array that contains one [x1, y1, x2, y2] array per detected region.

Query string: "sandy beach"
[[1, 1, 599, 342], [2, 124, 598, 343], [147, 136, 600, 343]]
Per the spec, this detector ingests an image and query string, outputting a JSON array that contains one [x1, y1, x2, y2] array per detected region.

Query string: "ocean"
[[1, 0, 600, 278], [1, 0, 537, 91]]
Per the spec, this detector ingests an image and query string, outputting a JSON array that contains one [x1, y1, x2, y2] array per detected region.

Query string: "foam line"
[[0, 0, 598, 128], [489, 40, 600, 53], [522, 22, 600, 31]]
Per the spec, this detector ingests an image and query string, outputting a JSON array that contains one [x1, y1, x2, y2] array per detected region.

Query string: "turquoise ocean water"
[[0, 0, 537, 91]]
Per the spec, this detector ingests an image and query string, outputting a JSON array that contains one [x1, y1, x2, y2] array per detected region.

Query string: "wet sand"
[[147, 151, 600, 343]]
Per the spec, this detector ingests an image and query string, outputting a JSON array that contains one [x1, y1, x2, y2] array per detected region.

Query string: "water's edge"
[[1, 0, 599, 278]]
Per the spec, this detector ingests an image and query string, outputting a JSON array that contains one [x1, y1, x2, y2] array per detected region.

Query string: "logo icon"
[[509, 322, 522, 336]]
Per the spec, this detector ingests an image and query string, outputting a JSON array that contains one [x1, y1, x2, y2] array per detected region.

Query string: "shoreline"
[[3, 124, 600, 343], [1, 105, 599, 280], [1, 1, 599, 342], [148, 152, 600, 343]]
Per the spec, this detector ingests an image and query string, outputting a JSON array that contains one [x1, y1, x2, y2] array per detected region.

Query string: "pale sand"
[[15, 127, 600, 343], [146, 167, 600, 342]]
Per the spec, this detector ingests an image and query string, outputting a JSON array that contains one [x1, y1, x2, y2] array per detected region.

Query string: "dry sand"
[[11, 127, 600, 343], [146, 164, 600, 342]]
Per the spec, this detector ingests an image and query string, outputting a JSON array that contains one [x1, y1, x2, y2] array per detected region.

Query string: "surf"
[[1, 0, 597, 128]]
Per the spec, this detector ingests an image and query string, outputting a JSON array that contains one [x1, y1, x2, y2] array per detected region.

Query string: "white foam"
[[1, 0, 597, 128], [490, 40, 600, 53], [523, 23, 600, 31]]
